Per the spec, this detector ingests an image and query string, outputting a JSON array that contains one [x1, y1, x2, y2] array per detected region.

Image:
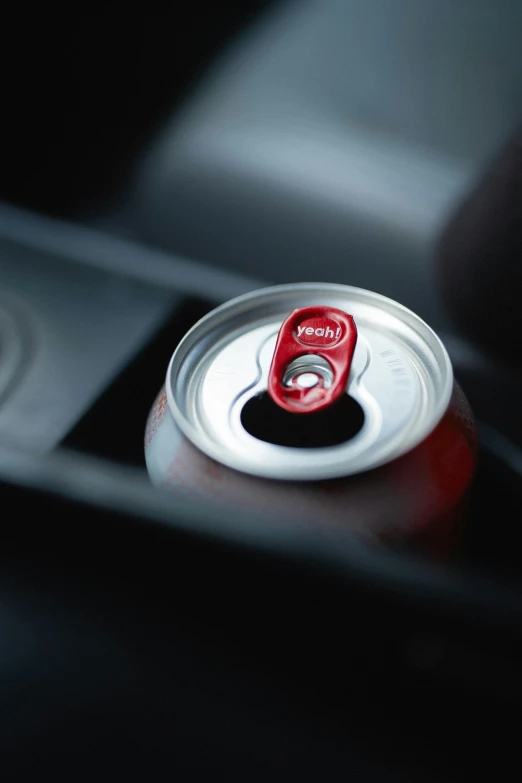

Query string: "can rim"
[[166, 283, 454, 480]]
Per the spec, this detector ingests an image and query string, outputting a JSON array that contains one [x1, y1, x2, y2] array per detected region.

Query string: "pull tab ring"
[[267, 306, 357, 414]]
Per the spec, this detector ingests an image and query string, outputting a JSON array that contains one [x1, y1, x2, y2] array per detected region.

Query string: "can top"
[[166, 284, 453, 481]]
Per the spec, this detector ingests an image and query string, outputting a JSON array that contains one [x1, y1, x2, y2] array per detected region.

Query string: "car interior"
[[1, 1, 522, 775]]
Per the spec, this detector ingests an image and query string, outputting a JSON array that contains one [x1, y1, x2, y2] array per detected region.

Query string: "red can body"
[[145, 381, 475, 558]]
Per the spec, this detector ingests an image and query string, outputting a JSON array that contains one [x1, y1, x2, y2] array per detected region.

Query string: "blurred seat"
[[102, 0, 522, 329]]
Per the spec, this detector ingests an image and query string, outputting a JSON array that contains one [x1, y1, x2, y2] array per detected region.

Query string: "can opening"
[[240, 392, 364, 449]]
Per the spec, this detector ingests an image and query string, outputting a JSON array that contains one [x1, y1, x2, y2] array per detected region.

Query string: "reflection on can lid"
[[166, 283, 453, 481]]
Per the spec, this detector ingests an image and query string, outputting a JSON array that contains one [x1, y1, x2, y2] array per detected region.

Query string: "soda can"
[[145, 284, 476, 556]]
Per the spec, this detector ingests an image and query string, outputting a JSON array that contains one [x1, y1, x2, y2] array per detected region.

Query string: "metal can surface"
[[145, 284, 476, 556]]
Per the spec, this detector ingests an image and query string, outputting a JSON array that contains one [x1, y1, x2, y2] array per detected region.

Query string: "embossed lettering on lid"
[[294, 315, 342, 346]]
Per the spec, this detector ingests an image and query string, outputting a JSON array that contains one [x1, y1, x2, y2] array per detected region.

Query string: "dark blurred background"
[[1, 6, 274, 215], [4, 1, 522, 332]]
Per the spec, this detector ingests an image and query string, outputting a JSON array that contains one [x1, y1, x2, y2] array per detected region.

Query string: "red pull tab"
[[267, 306, 357, 414]]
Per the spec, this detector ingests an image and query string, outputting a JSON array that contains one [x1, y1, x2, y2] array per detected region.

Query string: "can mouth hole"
[[240, 392, 365, 448]]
